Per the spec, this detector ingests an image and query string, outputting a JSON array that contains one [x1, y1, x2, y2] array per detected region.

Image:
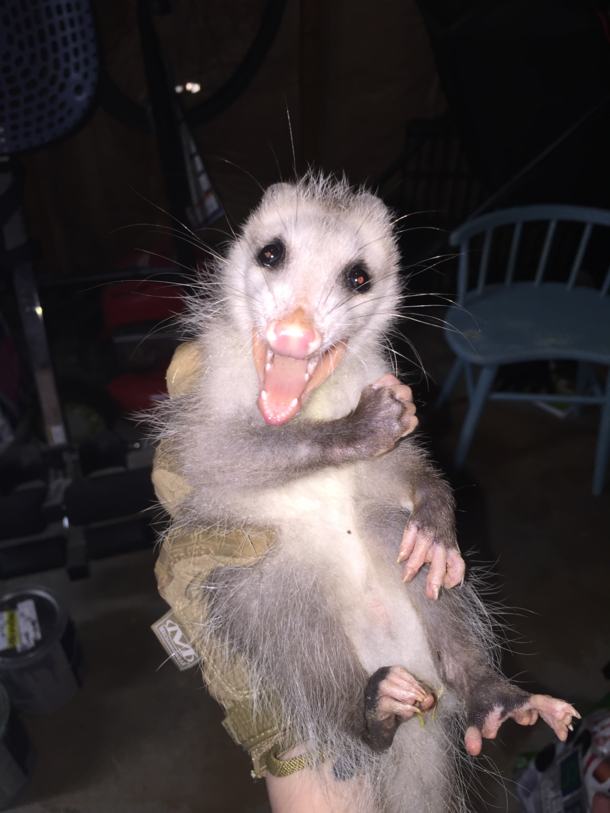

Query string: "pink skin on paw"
[[398, 526, 465, 600], [374, 665, 436, 724], [370, 375, 418, 438], [464, 695, 581, 756], [370, 375, 465, 599]]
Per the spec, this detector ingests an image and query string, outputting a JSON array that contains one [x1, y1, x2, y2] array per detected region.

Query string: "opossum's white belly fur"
[[240, 467, 440, 687]]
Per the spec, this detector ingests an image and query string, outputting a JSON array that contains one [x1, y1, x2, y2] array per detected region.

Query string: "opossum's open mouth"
[[253, 329, 346, 425]]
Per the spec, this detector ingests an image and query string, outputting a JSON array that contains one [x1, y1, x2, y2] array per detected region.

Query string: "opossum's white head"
[[223, 175, 401, 425]]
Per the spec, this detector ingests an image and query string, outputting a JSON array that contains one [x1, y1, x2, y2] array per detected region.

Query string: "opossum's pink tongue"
[[260, 354, 311, 425], [252, 314, 346, 426]]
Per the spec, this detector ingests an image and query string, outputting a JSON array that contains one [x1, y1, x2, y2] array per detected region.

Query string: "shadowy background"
[[0, 0, 609, 810]]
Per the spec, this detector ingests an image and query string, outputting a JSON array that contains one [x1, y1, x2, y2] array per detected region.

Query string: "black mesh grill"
[[0, 0, 99, 155]]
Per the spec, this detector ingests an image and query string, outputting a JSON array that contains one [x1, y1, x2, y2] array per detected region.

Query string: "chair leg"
[[454, 365, 498, 470], [573, 361, 587, 417], [464, 364, 475, 403], [593, 368, 610, 496], [436, 358, 464, 408], [574, 362, 599, 417]]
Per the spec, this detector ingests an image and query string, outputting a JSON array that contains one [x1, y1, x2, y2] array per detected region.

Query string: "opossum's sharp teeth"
[[302, 341, 347, 401], [252, 328, 347, 426], [257, 352, 310, 425]]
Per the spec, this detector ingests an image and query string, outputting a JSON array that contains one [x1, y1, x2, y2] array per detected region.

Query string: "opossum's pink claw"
[[465, 695, 580, 756], [400, 528, 432, 584], [397, 522, 418, 564], [365, 666, 437, 752], [525, 695, 580, 741], [425, 543, 448, 600], [400, 530, 465, 599], [374, 666, 436, 723]]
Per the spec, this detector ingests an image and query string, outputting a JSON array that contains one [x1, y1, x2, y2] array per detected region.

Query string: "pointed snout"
[[265, 308, 322, 359]]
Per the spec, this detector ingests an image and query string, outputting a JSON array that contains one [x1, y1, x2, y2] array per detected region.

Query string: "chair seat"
[[445, 282, 610, 366]]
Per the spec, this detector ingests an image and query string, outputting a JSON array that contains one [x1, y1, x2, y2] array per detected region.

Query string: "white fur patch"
[[241, 465, 440, 689]]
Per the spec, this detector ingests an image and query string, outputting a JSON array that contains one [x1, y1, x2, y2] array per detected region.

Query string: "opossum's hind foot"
[[363, 665, 436, 752], [464, 688, 581, 756]]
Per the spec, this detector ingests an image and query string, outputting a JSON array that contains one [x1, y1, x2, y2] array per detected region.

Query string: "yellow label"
[[5, 611, 19, 649]]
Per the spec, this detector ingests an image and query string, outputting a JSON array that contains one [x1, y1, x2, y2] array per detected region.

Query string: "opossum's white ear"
[[263, 183, 292, 201], [357, 191, 394, 225], [360, 191, 391, 213]]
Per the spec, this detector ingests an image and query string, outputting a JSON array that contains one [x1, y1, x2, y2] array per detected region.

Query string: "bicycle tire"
[[99, 0, 287, 133]]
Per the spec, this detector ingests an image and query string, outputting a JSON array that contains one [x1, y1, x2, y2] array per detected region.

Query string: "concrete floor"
[[4, 321, 609, 813]]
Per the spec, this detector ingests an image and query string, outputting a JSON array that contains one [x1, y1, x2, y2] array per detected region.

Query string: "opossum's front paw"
[[370, 375, 419, 437], [363, 666, 435, 752], [464, 687, 580, 756], [398, 523, 465, 599], [350, 375, 418, 458]]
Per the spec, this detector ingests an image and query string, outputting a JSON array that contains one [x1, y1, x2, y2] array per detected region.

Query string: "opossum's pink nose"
[[265, 309, 322, 359]]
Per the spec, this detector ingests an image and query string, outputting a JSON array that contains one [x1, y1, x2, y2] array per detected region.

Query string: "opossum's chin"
[[252, 329, 346, 426]]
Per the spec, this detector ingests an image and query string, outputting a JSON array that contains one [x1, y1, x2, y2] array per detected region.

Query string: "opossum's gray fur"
[[153, 173, 506, 812]]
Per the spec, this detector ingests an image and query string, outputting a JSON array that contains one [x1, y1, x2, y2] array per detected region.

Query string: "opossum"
[[154, 174, 577, 813]]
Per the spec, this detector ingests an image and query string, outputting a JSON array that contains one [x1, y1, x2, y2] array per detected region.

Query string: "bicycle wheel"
[[99, 0, 287, 132]]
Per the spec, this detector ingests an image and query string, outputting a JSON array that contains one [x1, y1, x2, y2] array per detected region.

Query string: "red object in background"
[[106, 369, 169, 414], [102, 280, 185, 331], [114, 242, 177, 270], [103, 243, 207, 416], [102, 269, 186, 415], [114, 241, 209, 272]]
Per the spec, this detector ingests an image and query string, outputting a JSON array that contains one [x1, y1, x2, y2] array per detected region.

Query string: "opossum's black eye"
[[346, 263, 371, 293], [257, 241, 285, 268]]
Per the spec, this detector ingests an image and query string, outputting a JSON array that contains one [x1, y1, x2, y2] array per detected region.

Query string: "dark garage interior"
[[0, 0, 609, 811]]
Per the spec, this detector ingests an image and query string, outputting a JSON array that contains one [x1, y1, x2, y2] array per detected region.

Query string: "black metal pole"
[[135, 0, 196, 271]]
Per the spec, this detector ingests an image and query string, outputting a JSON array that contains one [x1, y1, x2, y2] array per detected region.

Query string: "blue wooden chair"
[[437, 205, 610, 495]]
